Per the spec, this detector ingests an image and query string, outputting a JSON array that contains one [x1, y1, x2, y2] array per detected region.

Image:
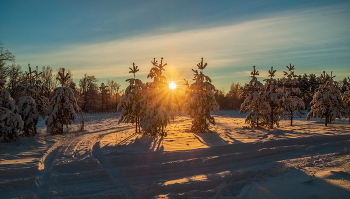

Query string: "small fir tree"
[[281, 64, 305, 126], [15, 65, 49, 136], [140, 58, 170, 135], [181, 58, 219, 133], [46, 68, 80, 134], [262, 67, 286, 128], [240, 66, 268, 128], [118, 63, 144, 133], [307, 71, 343, 126], [341, 77, 350, 124], [0, 73, 23, 141]]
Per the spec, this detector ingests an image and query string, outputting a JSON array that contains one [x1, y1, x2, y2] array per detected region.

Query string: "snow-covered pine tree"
[[46, 68, 80, 134], [341, 77, 350, 124], [15, 65, 49, 136], [118, 63, 144, 133], [307, 71, 343, 126], [0, 73, 23, 141], [181, 58, 219, 133], [240, 66, 268, 128], [262, 67, 286, 128], [140, 58, 171, 135], [281, 64, 305, 126]]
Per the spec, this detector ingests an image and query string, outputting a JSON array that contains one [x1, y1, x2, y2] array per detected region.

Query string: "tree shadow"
[[150, 136, 164, 152], [129, 134, 164, 152], [193, 130, 229, 147], [326, 171, 350, 181], [223, 132, 243, 144], [260, 130, 286, 140]]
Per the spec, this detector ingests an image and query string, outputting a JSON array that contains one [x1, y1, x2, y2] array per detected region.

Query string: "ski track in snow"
[[1, 112, 350, 198]]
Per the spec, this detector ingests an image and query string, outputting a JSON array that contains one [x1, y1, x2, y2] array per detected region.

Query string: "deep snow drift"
[[1, 111, 350, 198]]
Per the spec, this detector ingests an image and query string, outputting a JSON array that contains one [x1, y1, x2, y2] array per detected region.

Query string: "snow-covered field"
[[1, 111, 350, 199]]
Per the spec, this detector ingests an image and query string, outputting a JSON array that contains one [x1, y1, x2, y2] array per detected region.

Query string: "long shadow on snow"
[[110, 134, 350, 168], [193, 130, 233, 147], [127, 134, 165, 152]]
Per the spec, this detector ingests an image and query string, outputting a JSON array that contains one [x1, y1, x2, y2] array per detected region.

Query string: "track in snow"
[[1, 122, 350, 198], [106, 134, 350, 198]]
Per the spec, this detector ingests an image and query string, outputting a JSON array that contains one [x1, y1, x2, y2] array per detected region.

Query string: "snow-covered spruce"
[[0, 76, 23, 141], [17, 96, 39, 136], [140, 58, 172, 136], [46, 68, 80, 134], [281, 64, 305, 126], [117, 63, 144, 133], [14, 65, 49, 136], [240, 66, 268, 128], [341, 77, 350, 124], [307, 71, 344, 126], [261, 67, 286, 128], [181, 58, 219, 133]]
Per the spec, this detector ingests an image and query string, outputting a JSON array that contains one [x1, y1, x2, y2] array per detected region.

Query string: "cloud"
[[15, 3, 350, 89]]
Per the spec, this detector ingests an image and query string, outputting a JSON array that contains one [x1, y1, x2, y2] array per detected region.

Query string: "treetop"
[[268, 66, 276, 78], [56, 68, 70, 87], [250, 66, 259, 78], [197, 57, 207, 70]]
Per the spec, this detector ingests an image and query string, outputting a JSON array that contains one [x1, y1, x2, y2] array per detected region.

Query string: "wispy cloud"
[[16, 3, 350, 89]]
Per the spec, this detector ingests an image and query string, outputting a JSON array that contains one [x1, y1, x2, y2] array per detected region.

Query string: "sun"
[[169, 82, 177, 90]]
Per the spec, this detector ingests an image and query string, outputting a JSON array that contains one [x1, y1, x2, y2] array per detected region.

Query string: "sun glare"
[[169, 82, 177, 90]]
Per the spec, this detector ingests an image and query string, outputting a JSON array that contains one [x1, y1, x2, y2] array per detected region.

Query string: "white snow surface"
[[1, 111, 350, 198]]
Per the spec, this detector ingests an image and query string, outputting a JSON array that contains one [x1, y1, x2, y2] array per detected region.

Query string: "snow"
[[1, 111, 350, 198]]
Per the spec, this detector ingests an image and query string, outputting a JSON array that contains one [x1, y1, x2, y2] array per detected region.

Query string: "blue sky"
[[1, 0, 349, 91]]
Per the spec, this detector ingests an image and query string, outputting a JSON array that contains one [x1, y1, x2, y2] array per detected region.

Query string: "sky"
[[1, 0, 350, 92]]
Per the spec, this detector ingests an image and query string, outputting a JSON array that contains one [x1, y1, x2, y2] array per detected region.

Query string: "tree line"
[[214, 72, 350, 111]]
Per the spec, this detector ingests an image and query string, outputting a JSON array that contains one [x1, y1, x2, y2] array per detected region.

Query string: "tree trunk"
[[84, 92, 88, 112], [325, 112, 328, 127], [138, 117, 141, 132], [34, 120, 38, 135], [101, 94, 104, 112], [116, 93, 118, 111], [290, 110, 293, 126], [135, 119, 138, 133], [271, 107, 274, 128]]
